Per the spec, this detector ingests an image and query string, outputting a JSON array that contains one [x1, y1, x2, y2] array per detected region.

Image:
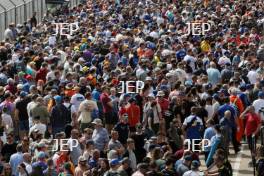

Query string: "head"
[[224, 110, 231, 119], [71, 129, 79, 139], [111, 130, 119, 141], [127, 138, 135, 150]]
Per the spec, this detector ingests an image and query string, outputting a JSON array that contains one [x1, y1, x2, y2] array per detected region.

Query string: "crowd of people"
[[0, 0, 264, 175]]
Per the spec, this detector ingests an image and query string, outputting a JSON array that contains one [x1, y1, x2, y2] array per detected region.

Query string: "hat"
[[37, 151, 46, 159], [156, 91, 165, 97], [147, 93, 155, 99], [17, 84, 23, 90], [92, 118, 103, 126], [37, 142, 46, 148], [20, 91, 27, 98], [110, 158, 121, 166], [191, 160, 200, 169], [184, 155, 192, 161], [258, 91, 264, 98], [78, 156, 87, 162], [25, 75, 33, 80], [54, 95, 62, 103]]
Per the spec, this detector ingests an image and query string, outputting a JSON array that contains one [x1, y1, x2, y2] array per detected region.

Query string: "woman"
[[240, 106, 262, 166], [18, 163, 29, 176], [97, 158, 110, 176], [2, 163, 12, 176]]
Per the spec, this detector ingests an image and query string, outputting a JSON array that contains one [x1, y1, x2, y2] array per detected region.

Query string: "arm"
[[206, 137, 220, 167]]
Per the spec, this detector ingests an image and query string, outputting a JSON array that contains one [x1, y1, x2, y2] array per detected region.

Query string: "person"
[[126, 98, 140, 133], [30, 12, 37, 29], [108, 130, 124, 153], [9, 144, 24, 176], [1, 133, 17, 162], [240, 106, 262, 166], [118, 157, 133, 176], [113, 113, 130, 145], [31, 151, 48, 174], [100, 86, 115, 133], [176, 154, 192, 176], [74, 156, 88, 176], [182, 160, 201, 176], [31, 97, 49, 125], [22, 153, 32, 175], [50, 95, 71, 136], [132, 163, 149, 176], [104, 159, 121, 176], [161, 158, 177, 176], [203, 119, 216, 162], [67, 129, 82, 166], [78, 92, 98, 132], [43, 158, 57, 176], [15, 91, 31, 139], [29, 116, 46, 136], [92, 118, 109, 156], [123, 138, 137, 172], [58, 162, 74, 176]]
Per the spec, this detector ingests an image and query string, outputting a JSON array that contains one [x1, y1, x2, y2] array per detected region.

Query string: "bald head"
[[224, 110, 231, 119]]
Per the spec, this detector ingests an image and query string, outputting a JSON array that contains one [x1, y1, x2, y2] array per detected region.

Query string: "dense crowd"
[[0, 0, 264, 175]]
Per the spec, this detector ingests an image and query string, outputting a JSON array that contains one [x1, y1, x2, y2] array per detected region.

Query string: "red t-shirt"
[[245, 113, 261, 136], [126, 104, 140, 127], [157, 98, 169, 118], [100, 93, 112, 113]]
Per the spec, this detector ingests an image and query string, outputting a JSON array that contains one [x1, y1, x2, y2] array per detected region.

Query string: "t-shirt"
[[183, 115, 203, 140], [16, 97, 31, 121], [78, 99, 98, 123], [100, 93, 113, 113], [244, 113, 261, 136]]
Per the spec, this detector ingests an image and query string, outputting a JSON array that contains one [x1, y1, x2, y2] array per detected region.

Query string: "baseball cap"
[[258, 91, 264, 98], [37, 151, 46, 159], [109, 158, 121, 166], [54, 95, 62, 103]]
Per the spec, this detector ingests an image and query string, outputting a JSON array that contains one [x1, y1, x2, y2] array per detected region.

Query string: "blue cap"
[[37, 151, 46, 159], [124, 93, 131, 98], [54, 95, 62, 103], [212, 93, 219, 99], [110, 158, 121, 166], [258, 91, 264, 98], [20, 91, 27, 97]]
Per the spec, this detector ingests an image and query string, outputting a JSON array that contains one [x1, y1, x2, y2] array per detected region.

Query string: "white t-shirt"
[[29, 123, 47, 136], [247, 70, 259, 84], [27, 101, 37, 127], [182, 170, 201, 176], [183, 115, 203, 126], [205, 105, 214, 119], [78, 99, 98, 123]]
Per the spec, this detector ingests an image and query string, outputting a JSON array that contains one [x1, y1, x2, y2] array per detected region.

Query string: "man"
[[75, 156, 88, 176], [206, 62, 221, 85], [1, 133, 17, 162], [67, 129, 82, 166], [176, 155, 192, 176], [126, 98, 140, 133], [100, 86, 115, 133], [92, 118, 109, 155], [78, 92, 98, 132], [156, 91, 169, 134], [29, 116, 47, 136], [182, 107, 203, 147], [32, 151, 48, 174], [50, 95, 71, 136], [23, 153, 32, 174], [108, 130, 124, 152], [253, 91, 264, 121], [27, 94, 38, 128], [9, 144, 23, 176], [114, 113, 130, 145], [132, 163, 149, 176], [183, 160, 201, 176], [123, 138, 137, 171], [71, 86, 85, 115], [104, 159, 121, 176], [30, 12, 37, 28], [15, 91, 31, 139], [31, 97, 50, 125], [118, 157, 133, 176], [203, 119, 216, 161]]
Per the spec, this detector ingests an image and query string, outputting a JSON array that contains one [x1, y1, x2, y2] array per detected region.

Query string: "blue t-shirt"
[[203, 127, 216, 152], [218, 104, 236, 128]]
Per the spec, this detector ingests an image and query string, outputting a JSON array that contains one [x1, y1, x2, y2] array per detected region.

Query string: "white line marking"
[[233, 144, 244, 176]]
